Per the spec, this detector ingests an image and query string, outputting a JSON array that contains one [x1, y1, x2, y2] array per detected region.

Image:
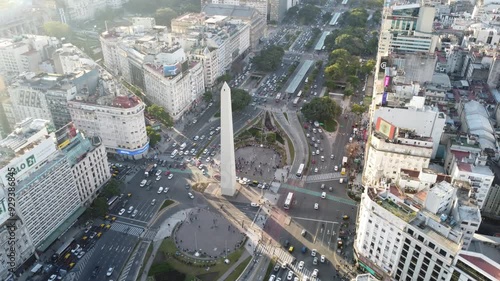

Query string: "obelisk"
[[220, 82, 237, 196]]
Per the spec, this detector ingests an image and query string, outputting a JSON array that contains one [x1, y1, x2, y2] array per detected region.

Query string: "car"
[[318, 129, 323, 133], [185, 184, 190, 189], [127, 206, 134, 213], [314, 203, 319, 210], [293, 277, 299, 281], [151, 199, 156, 205], [312, 151, 315, 156], [106, 267, 114, 276], [77, 251, 85, 259], [287, 270, 294, 280], [92, 266, 100, 278], [48, 274, 57, 281], [206, 157, 211, 162], [203, 149, 208, 155], [314, 167, 318, 173], [200, 135, 205, 140], [311, 249, 317, 257], [274, 264, 280, 272], [194, 135, 199, 141], [132, 209, 138, 217], [188, 192, 194, 199], [343, 215, 350, 220], [331, 154, 334, 159], [157, 187, 164, 194], [71, 244, 81, 254], [168, 174, 173, 180], [301, 229, 307, 237], [250, 202, 259, 207], [320, 255, 326, 263], [164, 187, 170, 193], [90, 232, 96, 239], [283, 240, 290, 248], [140, 179, 147, 187], [334, 165, 338, 171], [313, 257, 318, 265], [312, 269, 319, 278], [316, 149, 320, 155], [281, 262, 287, 269], [156, 175, 161, 181], [321, 192, 326, 199], [298, 261, 304, 270], [118, 208, 125, 215], [269, 275, 276, 281], [156, 170, 162, 176], [321, 156, 325, 162]]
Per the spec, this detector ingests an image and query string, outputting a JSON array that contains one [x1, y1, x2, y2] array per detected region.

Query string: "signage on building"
[[0, 139, 57, 186], [384, 76, 391, 87], [375, 117, 396, 140], [116, 143, 150, 156], [382, 92, 388, 106], [379, 56, 389, 72], [163, 63, 181, 77], [55, 123, 77, 149]]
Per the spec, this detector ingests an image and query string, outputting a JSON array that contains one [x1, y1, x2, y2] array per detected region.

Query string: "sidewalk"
[[216, 250, 251, 281]]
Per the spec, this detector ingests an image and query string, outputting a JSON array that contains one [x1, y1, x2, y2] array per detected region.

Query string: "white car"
[[106, 267, 114, 276], [156, 169, 162, 176], [321, 156, 325, 162], [320, 255, 326, 263], [194, 135, 199, 141], [188, 192, 194, 199], [269, 275, 276, 281], [203, 149, 209, 155], [140, 179, 147, 187], [132, 209, 138, 217], [312, 269, 319, 278], [314, 167, 318, 173], [313, 257, 318, 265], [157, 187, 164, 194], [331, 154, 334, 159], [48, 275, 57, 281], [298, 261, 304, 270], [287, 270, 294, 280], [250, 202, 259, 207], [156, 175, 161, 181], [334, 165, 338, 171], [314, 203, 319, 210], [164, 187, 170, 193], [321, 192, 326, 199], [206, 157, 211, 162], [118, 208, 126, 215], [312, 151, 315, 156], [168, 174, 173, 180], [318, 129, 323, 133], [311, 249, 317, 257]]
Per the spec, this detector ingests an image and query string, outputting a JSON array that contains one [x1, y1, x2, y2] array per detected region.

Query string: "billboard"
[[384, 76, 391, 87], [0, 138, 57, 186], [382, 92, 388, 106], [116, 142, 149, 156], [55, 122, 77, 149], [163, 63, 181, 77], [375, 117, 396, 140]]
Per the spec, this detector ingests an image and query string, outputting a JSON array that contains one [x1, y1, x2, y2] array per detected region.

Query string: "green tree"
[[335, 34, 365, 56], [43, 21, 72, 39], [298, 5, 322, 24], [351, 104, 368, 115], [101, 179, 121, 199], [203, 91, 213, 103], [231, 88, 251, 111], [339, 8, 369, 28], [252, 46, 285, 72], [89, 197, 108, 218], [216, 74, 232, 84], [360, 59, 376, 75], [147, 104, 173, 127], [301, 96, 341, 123], [347, 75, 360, 88], [154, 7, 178, 27], [146, 126, 161, 146]]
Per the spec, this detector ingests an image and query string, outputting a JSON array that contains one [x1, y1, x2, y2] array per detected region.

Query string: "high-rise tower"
[[220, 82, 237, 196]]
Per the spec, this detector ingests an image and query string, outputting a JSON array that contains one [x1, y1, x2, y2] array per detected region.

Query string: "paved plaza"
[[174, 208, 246, 259], [235, 146, 282, 182]]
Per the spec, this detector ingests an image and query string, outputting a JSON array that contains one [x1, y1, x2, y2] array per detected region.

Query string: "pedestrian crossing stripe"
[[305, 172, 342, 183], [118, 242, 145, 281], [110, 222, 144, 237]]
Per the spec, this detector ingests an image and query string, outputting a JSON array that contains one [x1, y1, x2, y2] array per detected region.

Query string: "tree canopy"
[[297, 5, 322, 24], [252, 46, 285, 72], [338, 8, 369, 28], [203, 91, 213, 103], [301, 97, 341, 123], [146, 126, 161, 146], [88, 197, 108, 218], [154, 7, 178, 27], [147, 104, 173, 127], [351, 104, 368, 115], [43, 21, 72, 39], [124, 0, 199, 15], [231, 88, 251, 111], [100, 179, 121, 199]]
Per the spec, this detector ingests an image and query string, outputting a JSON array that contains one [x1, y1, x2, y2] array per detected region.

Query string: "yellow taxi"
[[100, 223, 105, 228], [69, 263, 75, 269], [106, 224, 111, 229], [288, 246, 294, 253], [64, 253, 71, 259], [97, 232, 102, 238]]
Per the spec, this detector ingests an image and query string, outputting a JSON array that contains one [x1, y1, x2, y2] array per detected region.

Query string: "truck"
[[342, 156, 348, 167], [179, 142, 187, 151], [144, 164, 155, 177]]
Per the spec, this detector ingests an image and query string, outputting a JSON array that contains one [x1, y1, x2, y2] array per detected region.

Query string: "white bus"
[[107, 195, 119, 207], [297, 91, 303, 98], [179, 142, 187, 151], [171, 149, 178, 158], [293, 97, 300, 107], [296, 163, 305, 177], [275, 93, 282, 103], [284, 192, 294, 210]]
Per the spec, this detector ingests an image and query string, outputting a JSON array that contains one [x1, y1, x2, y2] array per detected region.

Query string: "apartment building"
[[0, 1, 51, 37], [450, 239, 500, 281], [67, 78, 149, 159], [56, 0, 128, 23], [52, 43, 98, 75], [201, 0, 268, 20], [355, 181, 481, 281], [8, 70, 100, 129], [379, 4, 438, 56]]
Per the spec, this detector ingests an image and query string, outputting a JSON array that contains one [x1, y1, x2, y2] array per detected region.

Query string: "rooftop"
[[285, 60, 314, 94], [202, 3, 261, 18], [409, 216, 461, 253], [459, 253, 500, 280]]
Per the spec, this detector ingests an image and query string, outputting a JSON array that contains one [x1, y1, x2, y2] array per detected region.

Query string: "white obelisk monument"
[[220, 82, 237, 196]]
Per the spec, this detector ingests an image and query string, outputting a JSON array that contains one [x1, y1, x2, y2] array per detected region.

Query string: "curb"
[[147, 201, 180, 228]]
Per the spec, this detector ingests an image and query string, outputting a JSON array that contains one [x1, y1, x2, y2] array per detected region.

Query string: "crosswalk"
[[110, 222, 144, 237], [305, 172, 341, 183], [118, 241, 146, 281], [142, 228, 158, 241], [68, 247, 96, 281]]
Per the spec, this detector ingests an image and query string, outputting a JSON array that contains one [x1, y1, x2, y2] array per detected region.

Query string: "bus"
[[107, 195, 119, 207], [296, 163, 305, 177], [54, 238, 75, 258], [275, 93, 281, 103], [284, 192, 294, 209], [297, 91, 302, 98], [293, 97, 300, 107]]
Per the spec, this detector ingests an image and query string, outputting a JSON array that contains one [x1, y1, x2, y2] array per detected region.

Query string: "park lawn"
[[263, 260, 275, 281], [324, 119, 337, 132], [224, 256, 252, 281], [156, 238, 245, 281]]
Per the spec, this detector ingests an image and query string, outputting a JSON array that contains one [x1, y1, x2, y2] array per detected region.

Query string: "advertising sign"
[[116, 143, 150, 156], [375, 117, 396, 140], [382, 92, 388, 105], [384, 76, 391, 87], [163, 63, 180, 77]]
